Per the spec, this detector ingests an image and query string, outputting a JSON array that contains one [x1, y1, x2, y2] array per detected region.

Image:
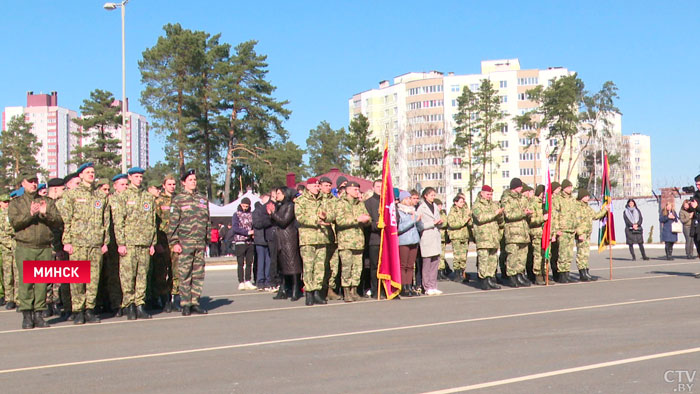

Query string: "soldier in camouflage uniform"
[[552, 179, 578, 283], [45, 178, 67, 318], [526, 185, 548, 285], [9, 171, 62, 329], [472, 185, 504, 290], [112, 167, 156, 320], [549, 181, 562, 280], [154, 174, 180, 312], [501, 178, 533, 288], [323, 177, 344, 300], [295, 178, 333, 306], [327, 181, 370, 302], [102, 174, 127, 317], [0, 193, 16, 309], [446, 195, 471, 284], [435, 199, 451, 281], [574, 189, 607, 281], [168, 169, 210, 316], [58, 163, 110, 324]]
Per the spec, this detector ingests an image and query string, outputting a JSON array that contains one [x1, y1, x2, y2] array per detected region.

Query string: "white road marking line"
[[588, 260, 699, 271], [0, 274, 679, 328], [421, 346, 700, 393], [0, 293, 698, 374]]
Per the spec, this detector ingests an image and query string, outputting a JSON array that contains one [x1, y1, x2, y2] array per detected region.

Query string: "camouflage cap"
[[577, 188, 590, 200], [561, 179, 573, 189], [346, 181, 360, 188], [551, 181, 561, 191], [535, 184, 545, 196]]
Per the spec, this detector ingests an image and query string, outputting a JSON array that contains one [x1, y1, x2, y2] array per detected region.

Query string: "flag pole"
[[609, 244, 613, 280], [545, 258, 549, 286]]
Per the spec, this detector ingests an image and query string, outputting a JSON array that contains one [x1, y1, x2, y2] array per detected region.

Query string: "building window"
[[518, 93, 528, 101], [453, 157, 462, 165], [502, 156, 509, 163], [520, 168, 534, 176], [453, 173, 462, 180], [502, 171, 510, 178], [469, 83, 479, 91], [501, 125, 508, 134], [451, 85, 460, 92], [500, 140, 509, 148], [518, 77, 539, 85], [499, 80, 507, 88], [500, 95, 508, 103]]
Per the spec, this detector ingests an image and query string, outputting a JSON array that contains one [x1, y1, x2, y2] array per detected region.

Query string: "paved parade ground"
[[1, 247, 699, 393]]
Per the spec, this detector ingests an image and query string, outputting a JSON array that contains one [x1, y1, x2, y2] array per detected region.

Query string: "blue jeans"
[[255, 245, 271, 286]]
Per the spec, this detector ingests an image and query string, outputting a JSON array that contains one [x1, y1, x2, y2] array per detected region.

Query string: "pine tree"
[[70, 89, 122, 181], [451, 86, 480, 203], [473, 79, 506, 186], [306, 121, 350, 175], [347, 114, 381, 179], [0, 115, 43, 189]]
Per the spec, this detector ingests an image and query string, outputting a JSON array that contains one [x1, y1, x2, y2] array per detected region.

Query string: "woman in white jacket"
[[417, 187, 444, 295]]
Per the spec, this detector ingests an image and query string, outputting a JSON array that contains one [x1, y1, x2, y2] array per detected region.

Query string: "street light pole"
[[104, 1, 130, 174]]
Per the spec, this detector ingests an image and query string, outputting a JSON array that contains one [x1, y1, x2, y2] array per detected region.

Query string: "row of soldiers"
[[448, 177, 606, 290], [0, 163, 211, 329]]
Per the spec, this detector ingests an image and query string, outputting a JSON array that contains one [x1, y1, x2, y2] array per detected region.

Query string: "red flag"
[[598, 153, 616, 251], [541, 167, 553, 259], [377, 144, 401, 299]]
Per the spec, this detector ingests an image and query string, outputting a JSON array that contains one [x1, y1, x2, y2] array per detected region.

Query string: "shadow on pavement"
[[199, 297, 233, 311], [649, 270, 697, 277]]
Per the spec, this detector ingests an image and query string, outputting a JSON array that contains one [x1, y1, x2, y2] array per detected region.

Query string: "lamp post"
[[104, 1, 130, 174]]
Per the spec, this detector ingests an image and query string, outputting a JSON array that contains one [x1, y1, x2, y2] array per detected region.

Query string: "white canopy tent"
[[208, 190, 261, 218]]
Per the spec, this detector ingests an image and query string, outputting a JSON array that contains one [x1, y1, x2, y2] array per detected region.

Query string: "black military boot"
[[556, 272, 568, 283], [74, 310, 85, 325], [6, 301, 16, 310], [52, 303, 63, 317], [578, 269, 589, 282], [313, 290, 327, 305], [290, 286, 301, 302], [171, 295, 182, 312], [22, 310, 34, 329], [586, 269, 598, 281], [136, 305, 152, 319], [437, 269, 446, 281], [517, 273, 531, 287], [126, 304, 136, 320], [33, 311, 50, 328], [488, 277, 502, 290], [305, 291, 314, 306], [42, 304, 53, 318], [453, 269, 464, 283], [481, 278, 491, 290], [163, 299, 173, 313], [0, 296, 5, 307], [507, 275, 519, 288], [114, 307, 123, 317], [181, 305, 191, 316], [191, 305, 207, 314], [85, 309, 101, 323]]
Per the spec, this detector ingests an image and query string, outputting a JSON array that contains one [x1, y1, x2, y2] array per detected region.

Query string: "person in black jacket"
[[252, 194, 273, 290], [363, 180, 382, 298], [623, 199, 649, 261], [270, 187, 302, 300], [690, 175, 700, 277]]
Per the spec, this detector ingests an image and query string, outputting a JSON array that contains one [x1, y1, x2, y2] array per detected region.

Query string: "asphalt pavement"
[[0, 247, 699, 393]]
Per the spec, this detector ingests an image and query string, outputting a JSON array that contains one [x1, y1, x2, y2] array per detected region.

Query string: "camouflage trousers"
[[153, 246, 179, 297], [15, 245, 50, 311], [1, 246, 17, 303], [339, 249, 363, 287], [505, 243, 528, 276], [178, 247, 205, 307], [120, 245, 150, 307], [452, 239, 469, 271], [477, 248, 499, 279], [439, 242, 447, 270], [301, 245, 327, 292], [556, 232, 575, 273], [325, 244, 340, 289], [575, 237, 591, 270], [70, 246, 103, 311], [530, 232, 543, 276]]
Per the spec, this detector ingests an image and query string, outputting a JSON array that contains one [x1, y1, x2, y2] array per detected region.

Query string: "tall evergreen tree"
[[347, 114, 381, 179], [306, 121, 350, 175], [218, 40, 291, 203], [473, 79, 506, 186], [451, 86, 480, 203], [0, 115, 43, 189], [250, 140, 307, 193], [70, 89, 122, 181]]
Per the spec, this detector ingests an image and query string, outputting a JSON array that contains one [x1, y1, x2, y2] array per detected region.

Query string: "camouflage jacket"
[[58, 182, 110, 247], [575, 201, 607, 237], [0, 208, 15, 251], [553, 191, 578, 233], [112, 184, 156, 246], [501, 189, 530, 244], [321, 192, 337, 244], [471, 195, 503, 249], [439, 210, 448, 243], [446, 205, 472, 241], [526, 195, 546, 236], [8, 191, 62, 249], [155, 192, 175, 246], [295, 190, 333, 246], [328, 193, 369, 250], [168, 189, 210, 250]]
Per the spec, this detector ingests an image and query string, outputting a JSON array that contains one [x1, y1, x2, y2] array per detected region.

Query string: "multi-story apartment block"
[[621, 133, 652, 196], [2, 92, 148, 179]]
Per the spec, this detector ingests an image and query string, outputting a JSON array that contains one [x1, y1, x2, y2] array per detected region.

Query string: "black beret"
[[47, 178, 65, 187]]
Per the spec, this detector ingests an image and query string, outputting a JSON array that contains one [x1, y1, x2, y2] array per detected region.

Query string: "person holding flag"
[[574, 189, 607, 281], [526, 185, 548, 285]]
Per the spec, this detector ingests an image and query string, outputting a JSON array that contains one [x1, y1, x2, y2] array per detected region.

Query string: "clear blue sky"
[[1, 1, 698, 189]]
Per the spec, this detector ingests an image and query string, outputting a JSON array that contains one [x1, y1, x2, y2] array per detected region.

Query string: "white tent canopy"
[[209, 190, 261, 218]]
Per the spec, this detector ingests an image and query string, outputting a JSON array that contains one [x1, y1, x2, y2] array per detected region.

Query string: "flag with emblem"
[[377, 143, 401, 299]]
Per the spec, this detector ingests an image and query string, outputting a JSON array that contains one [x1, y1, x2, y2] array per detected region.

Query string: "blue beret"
[[77, 162, 94, 174], [127, 167, 145, 175], [10, 187, 25, 198], [38, 183, 47, 191], [112, 173, 128, 182]]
